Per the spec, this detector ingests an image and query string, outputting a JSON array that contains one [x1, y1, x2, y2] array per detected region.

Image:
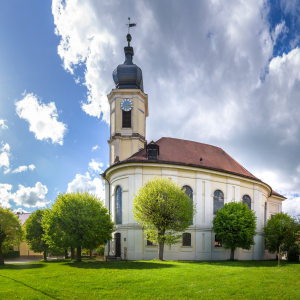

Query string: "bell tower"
[[107, 29, 148, 165]]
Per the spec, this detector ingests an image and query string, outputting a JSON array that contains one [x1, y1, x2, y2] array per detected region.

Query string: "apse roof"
[[124, 137, 258, 178], [108, 137, 286, 199]]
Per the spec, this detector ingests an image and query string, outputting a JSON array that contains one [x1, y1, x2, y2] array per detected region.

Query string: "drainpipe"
[[101, 173, 111, 255]]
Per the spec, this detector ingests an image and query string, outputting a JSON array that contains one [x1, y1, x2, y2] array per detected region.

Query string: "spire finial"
[[126, 17, 137, 47]]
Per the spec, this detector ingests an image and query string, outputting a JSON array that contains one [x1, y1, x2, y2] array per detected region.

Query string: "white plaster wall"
[[104, 164, 284, 260]]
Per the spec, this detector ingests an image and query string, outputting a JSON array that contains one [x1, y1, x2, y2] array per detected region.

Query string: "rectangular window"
[[148, 148, 157, 160], [215, 235, 222, 247], [122, 110, 131, 128], [147, 240, 156, 246], [182, 233, 191, 246]]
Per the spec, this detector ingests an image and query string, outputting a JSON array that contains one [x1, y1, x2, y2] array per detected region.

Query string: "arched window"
[[182, 233, 191, 246], [182, 186, 193, 225], [115, 186, 122, 224], [242, 195, 251, 210], [213, 190, 224, 215]]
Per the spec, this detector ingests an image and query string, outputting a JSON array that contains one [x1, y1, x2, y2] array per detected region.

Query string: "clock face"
[[120, 99, 133, 111]]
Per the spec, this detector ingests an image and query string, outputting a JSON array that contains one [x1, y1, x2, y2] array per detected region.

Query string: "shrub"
[[96, 245, 105, 255], [3, 251, 20, 258], [287, 245, 300, 262]]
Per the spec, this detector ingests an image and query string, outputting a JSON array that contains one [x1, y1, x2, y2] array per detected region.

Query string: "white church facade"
[[101, 33, 286, 261]]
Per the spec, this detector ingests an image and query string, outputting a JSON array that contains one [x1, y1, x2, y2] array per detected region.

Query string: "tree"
[[25, 209, 49, 261], [133, 176, 196, 261], [264, 212, 298, 266], [0, 207, 23, 265], [42, 191, 114, 262], [212, 202, 257, 260]]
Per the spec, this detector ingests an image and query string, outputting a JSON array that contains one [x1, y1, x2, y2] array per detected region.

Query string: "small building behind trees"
[[14, 212, 43, 258]]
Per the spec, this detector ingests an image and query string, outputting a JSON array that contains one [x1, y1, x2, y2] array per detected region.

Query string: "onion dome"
[[112, 34, 144, 92]]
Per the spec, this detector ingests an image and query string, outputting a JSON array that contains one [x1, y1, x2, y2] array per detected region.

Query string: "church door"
[[115, 233, 121, 257]]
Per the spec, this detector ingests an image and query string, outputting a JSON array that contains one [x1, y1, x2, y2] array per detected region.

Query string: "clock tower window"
[[122, 110, 131, 128]]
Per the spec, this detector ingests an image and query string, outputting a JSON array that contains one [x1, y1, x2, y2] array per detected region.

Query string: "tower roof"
[[112, 34, 144, 91]]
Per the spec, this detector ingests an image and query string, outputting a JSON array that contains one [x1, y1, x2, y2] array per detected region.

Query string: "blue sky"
[[1, 0, 300, 215]]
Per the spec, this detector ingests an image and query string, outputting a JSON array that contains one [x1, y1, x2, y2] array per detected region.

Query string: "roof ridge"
[[156, 137, 222, 149]]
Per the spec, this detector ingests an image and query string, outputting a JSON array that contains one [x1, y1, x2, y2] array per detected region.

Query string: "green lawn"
[[0, 260, 299, 299]]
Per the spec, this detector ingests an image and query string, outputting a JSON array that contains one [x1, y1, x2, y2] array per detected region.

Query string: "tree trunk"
[[64, 249, 68, 259], [77, 246, 82, 262], [230, 249, 235, 260], [278, 246, 281, 266], [43, 250, 47, 261], [0, 244, 4, 265], [158, 242, 164, 261], [157, 229, 165, 261], [90, 249, 92, 259], [71, 247, 75, 259]]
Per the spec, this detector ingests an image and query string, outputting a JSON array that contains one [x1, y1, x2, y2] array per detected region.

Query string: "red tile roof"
[[121, 137, 259, 180], [17, 213, 32, 226]]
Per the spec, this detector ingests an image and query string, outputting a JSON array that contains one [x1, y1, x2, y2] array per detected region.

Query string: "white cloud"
[[88, 159, 103, 173], [13, 208, 29, 214], [0, 183, 13, 208], [15, 93, 68, 145], [28, 164, 36, 171], [12, 164, 36, 174], [0, 142, 11, 173], [0, 119, 8, 130], [52, 0, 116, 122], [67, 172, 105, 200], [12, 166, 28, 174], [11, 182, 50, 208], [92, 145, 99, 151], [282, 193, 300, 217]]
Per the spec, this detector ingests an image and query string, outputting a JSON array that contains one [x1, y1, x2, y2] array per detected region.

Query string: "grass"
[[0, 260, 300, 299]]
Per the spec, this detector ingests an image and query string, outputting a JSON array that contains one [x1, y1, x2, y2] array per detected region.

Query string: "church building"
[[101, 32, 286, 261]]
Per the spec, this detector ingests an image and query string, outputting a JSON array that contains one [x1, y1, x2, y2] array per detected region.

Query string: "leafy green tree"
[[0, 207, 23, 265], [212, 202, 257, 260], [133, 176, 196, 261], [264, 212, 298, 266], [25, 209, 50, 261], [43, 191, 114, 262]]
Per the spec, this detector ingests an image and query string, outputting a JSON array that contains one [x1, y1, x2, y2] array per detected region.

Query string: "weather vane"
[[126, 17, 137, 47]]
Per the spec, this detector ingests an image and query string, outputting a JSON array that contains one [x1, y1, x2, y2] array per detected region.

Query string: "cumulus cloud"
[[282, 193, 300, 217], [0, 183, 13, 208], [12, 164, 36, 174], [14, 208, 29, 214], [0, 182, 49, 208], [0, 119, 8, 130], [12, 166, 28, 174], [92, 145, 99, 151], [67, 172, 105, 200], [0, 142, 11, 173], [52, 0, 115, 122], [12, 182, 50, 208], [15, 93, 68, 145], [88, 159, 103, 173]]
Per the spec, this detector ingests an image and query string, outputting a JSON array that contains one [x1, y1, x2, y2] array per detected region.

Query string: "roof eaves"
[[103, 158, 263, 183]]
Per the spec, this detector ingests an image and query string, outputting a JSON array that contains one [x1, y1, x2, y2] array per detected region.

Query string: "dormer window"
[[147, 141, 159, 160]]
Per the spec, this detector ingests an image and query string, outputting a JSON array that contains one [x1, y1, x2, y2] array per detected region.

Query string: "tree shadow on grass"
[[63, 260, 175, 270], [0, 263, 46, 270], [176, 260, 298, 268]]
